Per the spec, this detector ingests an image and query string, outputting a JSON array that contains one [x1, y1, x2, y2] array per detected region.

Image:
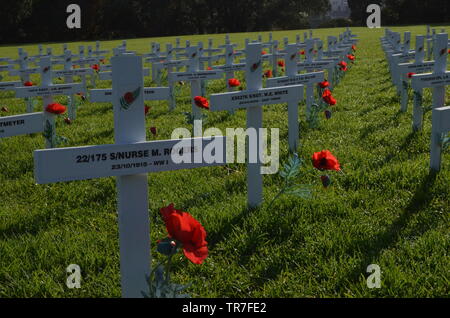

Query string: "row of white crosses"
[[411, 33, 450, 171], [33, 54, 228, 297], [1, 57, 85, 148]]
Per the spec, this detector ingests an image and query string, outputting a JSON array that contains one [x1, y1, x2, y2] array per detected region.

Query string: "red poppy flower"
[[314, 50, 318, 54], [318, 80, 329, 89], [263, 70, 273, 78], [448, 49, 450, 54], [145, 105, 151, 115], [45, 103, 67, 115], [322, 89, 337, 106], [207, 66, 213, 70], [91, 64, 100, 71], [261, 50, 267, 55], [407, 72, 416, 78], [300, 50, 305, 55], [312, 150, 341, 171], [150, 127, 157, 135], [23, 81, 34, 87], [194, 96, 209, 110], [228, 78, 241, 87], [160, 203, 208, 264], [277, 60, 285, 67], [124, 92, 134, 104], [347, 54, 355, 61], [338, 61, 347, 71], [352, 45, 357, 51]]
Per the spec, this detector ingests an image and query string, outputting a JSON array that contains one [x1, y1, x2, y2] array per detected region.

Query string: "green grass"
[[0, 25, 449, 298]]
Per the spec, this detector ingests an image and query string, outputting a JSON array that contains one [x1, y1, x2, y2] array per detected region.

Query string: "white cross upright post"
[[398, 35, 434, 119], [210, 43, 303, 207], [33, 54, 227, 297], [392, 32, 414, 96], [267, 44, 324, 152], [14, 57, 84, 148], [271, 40, 280, 78], [61, 50, 78, 120], [77, 45, 88, 88], [411, 33, 449, 171], [169, 46, 223, 131]]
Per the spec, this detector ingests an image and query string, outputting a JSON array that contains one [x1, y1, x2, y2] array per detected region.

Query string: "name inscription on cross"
[[210, 43, 303, 208], [411, 33, 450, 171], [33, 54, 227, 297]]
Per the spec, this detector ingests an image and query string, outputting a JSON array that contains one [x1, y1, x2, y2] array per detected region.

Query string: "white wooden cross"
[[297, 39, 336, 114], [4, 57, 82, 147], [33, 54, 227, 297], [210, 43, 303, 208], [212, 44, 245, 92], [411, 33, 450, 171], [397, 35, 434, 120], [267, 44, 324, 151], [391, 32, 416, 95], [168, 46, 223, 126]]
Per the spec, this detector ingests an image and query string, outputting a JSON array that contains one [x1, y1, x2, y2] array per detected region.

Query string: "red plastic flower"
[[263, 70, 273, 78], [338, 61, 347, 71], [300, 50, 305, 55], [124, 92, 134, 104], [322, 89, 337, 106], [150, 127, 157, 135], [91, 64, 100, 72], [207, 66, 213, 70], [194, 96, 209, 110], [318, 80, 329, 89], [261, 50, 267, 55], [277, 60, 285, 67], [228, 78, 241, 87], [352, 45, 357, 51], [45, 103, 67, 115], [23, 81, 34, 87], [347, 54, 355, 61], [407, 72, 416, 79], [160, 203, 208, 264], [312, 150, 341, 171]]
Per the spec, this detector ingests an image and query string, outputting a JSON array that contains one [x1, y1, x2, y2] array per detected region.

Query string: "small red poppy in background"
[[160, 203, 208, 264], [45, 103, 67, 115], [91, 64, 100, 72], [338, 61, 348, 71], [312, 150, 341, 171], [407, 72, 416, 78], [352, 45, 357, 51], [23, 81, 34, 87], [322, 89, 337, 106], [194, 96, 209, 110], [144, 105, 151, 115], [318, 80, 329, 89], [1, 107, 8, 112], [347, 54, 355, 61], [150, 127, 157, 135], [207, 66, 213, 70], [263, 70, 273, 78], [261, 50, 267, 55], [228, 78, 241, 87], [277, 60, 285, 67], [300, 50, 305, 55], [448, 49, 450, 54]]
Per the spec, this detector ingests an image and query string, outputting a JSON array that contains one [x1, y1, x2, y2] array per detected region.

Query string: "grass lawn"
[[0, 25, 449, 298]]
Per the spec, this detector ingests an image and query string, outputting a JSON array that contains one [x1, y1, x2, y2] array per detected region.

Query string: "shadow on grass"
[[336, 170, 439, 288]]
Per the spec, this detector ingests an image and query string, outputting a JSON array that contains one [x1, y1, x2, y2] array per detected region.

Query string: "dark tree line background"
[[0, 0, 448, 45]]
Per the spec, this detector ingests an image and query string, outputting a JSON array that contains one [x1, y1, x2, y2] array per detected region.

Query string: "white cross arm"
[[433, 106, 450, 133], [15, 83, 85, 98], [99, 68, 150, 80], [74, 57, 105, 65], [398, 61, 434, 74], [34, 137, 227, 184], [298, 60, 336, 70], [90, 87, 170, 103], [0, 65, 12, 72], [0, 81, 22, 91], [8, 68, 40, 76], [52, 68, 94, 78], [411, 72, 450, 90], [210, 85, 303, 111], [266, 71, 324, 88], [168, 70, 223, 82], [0, 112, 44, 138], [200, 55, 223, 63], [213, 63, 246, 72]]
